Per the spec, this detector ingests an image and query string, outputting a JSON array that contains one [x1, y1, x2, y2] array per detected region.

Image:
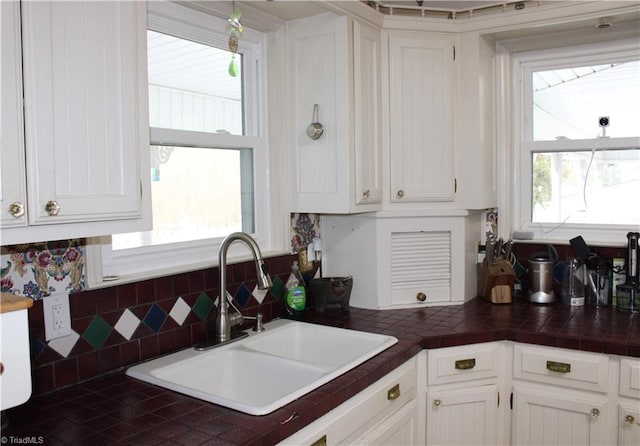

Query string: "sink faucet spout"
[[216, 232, 272, 342]]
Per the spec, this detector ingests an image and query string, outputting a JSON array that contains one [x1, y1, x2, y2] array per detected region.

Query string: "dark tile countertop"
[[4, 297, 639, 445]]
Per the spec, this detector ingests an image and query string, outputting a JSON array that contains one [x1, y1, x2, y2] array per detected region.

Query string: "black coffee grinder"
[[617, 231, 639, 312]]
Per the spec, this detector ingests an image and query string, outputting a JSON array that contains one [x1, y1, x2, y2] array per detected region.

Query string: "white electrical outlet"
[[44, 292, 72, 340]]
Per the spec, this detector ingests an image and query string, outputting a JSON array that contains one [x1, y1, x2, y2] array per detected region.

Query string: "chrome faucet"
[[215, 232, 272, 343]]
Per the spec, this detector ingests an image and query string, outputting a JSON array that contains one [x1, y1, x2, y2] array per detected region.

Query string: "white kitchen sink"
[[126, 319, 397, 415]]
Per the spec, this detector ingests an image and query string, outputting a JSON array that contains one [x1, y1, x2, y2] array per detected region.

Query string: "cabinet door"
[[350, 398, 421, 445], [426, 384, 498, 445], [353, 21, 382, 206], [512, 386, 607, 445], [20, 1, 149, 226], [619, 402, 640, 446], [0, 0, 28, 229], [388, 34, 454, 203], [289, 13, 351, 213]]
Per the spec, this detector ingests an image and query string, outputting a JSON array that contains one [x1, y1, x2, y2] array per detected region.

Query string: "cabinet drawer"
[[620, 357, 640, 399], [280, 355, 418, 445], [513, 344, 609, 393], [427, 342, 501, 385]]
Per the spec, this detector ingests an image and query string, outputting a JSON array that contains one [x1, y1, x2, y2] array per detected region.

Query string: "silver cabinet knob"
[[396, 189, 405, 199], [591, 408, 600, 418], [9, 202, 25, 218], [416, 292, 426, 302], [45, 200, 60, 216], [433, 399, 442, 408], [362, 189, 370, 199]]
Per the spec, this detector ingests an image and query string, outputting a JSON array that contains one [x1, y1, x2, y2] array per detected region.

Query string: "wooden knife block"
[[478, 258, 516, 304]]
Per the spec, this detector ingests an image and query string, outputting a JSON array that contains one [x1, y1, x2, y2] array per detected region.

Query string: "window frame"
[[86, 1, 285, 288], [498, 37, 640, 245]]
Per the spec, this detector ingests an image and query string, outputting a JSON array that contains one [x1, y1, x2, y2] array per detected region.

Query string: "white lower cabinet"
[[349, 397, 421, 445], [280, 344, 639, 446], [618, 401, 640, 446], [423, 342, 639, 446], [425, 342, 505, 446], [427, 384, 499, 445], [278, 353, 422, 445], [511, 344, 611, 445], [618, 357, 640, 445], [512, 385, 608, 445]]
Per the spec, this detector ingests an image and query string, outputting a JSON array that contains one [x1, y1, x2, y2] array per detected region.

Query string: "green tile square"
[[270, 276, 286, 300], [82, 315, 112, 349], [192, 292, 213, 320]]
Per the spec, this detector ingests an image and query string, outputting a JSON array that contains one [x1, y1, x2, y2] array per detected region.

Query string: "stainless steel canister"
[[528, 254, 556, 303]]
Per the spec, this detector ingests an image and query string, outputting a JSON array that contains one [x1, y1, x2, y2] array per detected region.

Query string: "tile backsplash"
[[1, 214, 324, 398], [25, 253, 299, 396], [1, 239, 313, 398]]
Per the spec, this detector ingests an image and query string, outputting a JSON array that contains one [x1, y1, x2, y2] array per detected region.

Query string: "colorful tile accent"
[[192, 292, 213, 320], [48, 331, 80, 357], [252, 286, 268, 304], [169, 296, 191, 325], [270, 276, 286, 300], [234, 283, 252, 308], [30, 338, 46, 360], [143, 304, 167, 333], [1, 239, 85, 299], [82, 316, 113, 349], [114, 309, 140, 340]]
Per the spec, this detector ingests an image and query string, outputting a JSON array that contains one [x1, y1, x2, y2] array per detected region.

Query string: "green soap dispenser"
[[284, 260, 306, 317]]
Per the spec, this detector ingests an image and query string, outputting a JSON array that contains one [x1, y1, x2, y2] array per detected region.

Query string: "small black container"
[[309, 277, 353, 312]]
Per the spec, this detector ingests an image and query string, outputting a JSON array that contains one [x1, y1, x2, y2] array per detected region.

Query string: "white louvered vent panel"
[[391, 231, 451, 305], [390, 231, 451, 301]]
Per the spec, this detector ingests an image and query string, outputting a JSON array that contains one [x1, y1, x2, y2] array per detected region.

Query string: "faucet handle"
[[252, 313, 265, 332]]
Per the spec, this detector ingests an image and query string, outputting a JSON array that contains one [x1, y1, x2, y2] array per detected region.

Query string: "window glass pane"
[[531, 148, 640, 225], [147, 30, 244, 134], [533, 60, 640, 140], [113, 146, 254, 250]]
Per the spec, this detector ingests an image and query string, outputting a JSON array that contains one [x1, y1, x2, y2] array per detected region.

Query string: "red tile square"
[[155, 276, 173, 300], [54, 357, 79, 388], [117, 283, 137, 309], [77, 351, 101, 381], [99, 345, 122, 373]]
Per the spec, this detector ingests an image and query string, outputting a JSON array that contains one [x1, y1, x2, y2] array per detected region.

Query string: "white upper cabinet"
[[454, 33, 497, 210], [1, 1, 151, 245], [387, 33, 455, 205], [0, 1, 28, 230], [353, 20, 383, 207], [288, 13, 382, 213]]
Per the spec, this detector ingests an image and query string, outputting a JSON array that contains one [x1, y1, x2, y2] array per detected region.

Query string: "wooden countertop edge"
[[0, 292, 34, 313]]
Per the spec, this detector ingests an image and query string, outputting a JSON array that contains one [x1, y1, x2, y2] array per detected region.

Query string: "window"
[[89, 2, 279, 284], [504, 38, 640, 244]]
